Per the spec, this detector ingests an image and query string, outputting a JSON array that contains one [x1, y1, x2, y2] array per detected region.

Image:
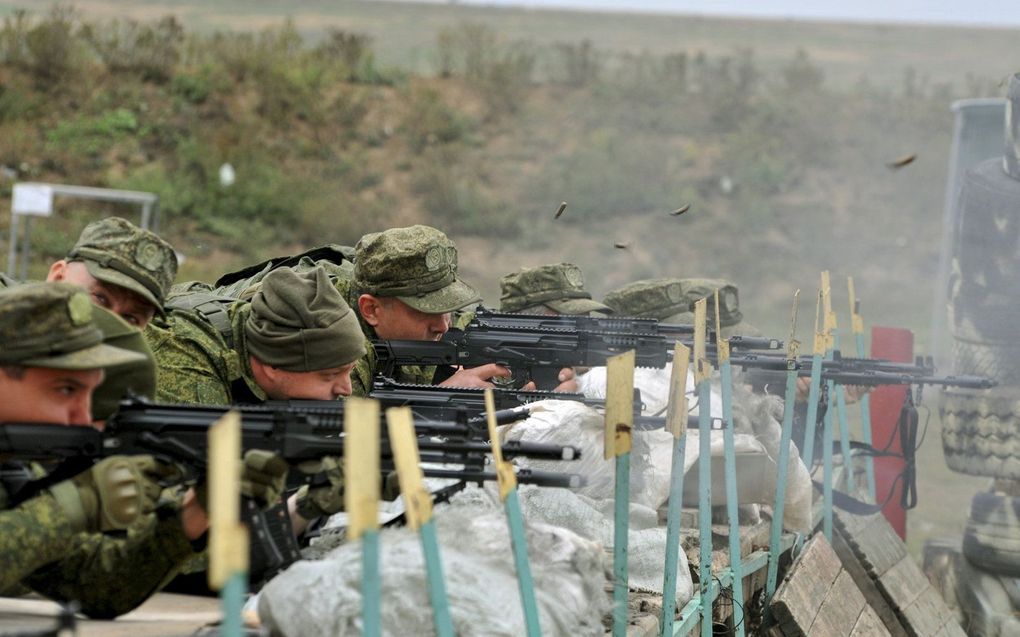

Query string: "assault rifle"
[[0, 397, 584, 586], [729, 351, 996, 392], [374, 306, 783, 389]]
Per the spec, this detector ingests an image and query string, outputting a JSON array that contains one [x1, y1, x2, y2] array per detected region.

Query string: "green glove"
[[50, 456, 147, 533], [241, 449, 289, 507], [294, 456, 345, 520]]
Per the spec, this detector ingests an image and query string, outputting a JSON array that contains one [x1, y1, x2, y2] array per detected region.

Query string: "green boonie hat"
[[0, 282, 147, 370], [499, 263, 612, 315], [603, 278, 687, 320], [353, 225, 481, 314], [66, 216, 178, 313], [680, 278, 761, 337], [245, 266, 366, 372]]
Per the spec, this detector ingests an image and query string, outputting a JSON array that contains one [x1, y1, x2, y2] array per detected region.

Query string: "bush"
[[781, 48, 825, 94], [47, 108, 140, 158], [80, 16, 184, 82], [401, 86, 472, 152], [412, 148, 519, 237], [551, 39, 601, 87], [1, 5, 83, 87]]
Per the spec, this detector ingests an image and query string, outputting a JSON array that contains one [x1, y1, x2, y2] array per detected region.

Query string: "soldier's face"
[[0, 366, 104, 425], [47, 260, 157, 328], [253, 361, 357, 400], [361, 296, 451, 341]]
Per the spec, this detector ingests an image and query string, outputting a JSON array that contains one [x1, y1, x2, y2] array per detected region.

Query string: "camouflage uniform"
[[603, 277, 760, 338], [499, 263, 612, 315], [0, 283, 197, 618], [148, 266, 365, 405], [346, 225, 481, 396]]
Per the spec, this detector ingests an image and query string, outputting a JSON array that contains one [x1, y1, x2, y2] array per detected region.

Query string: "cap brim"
[[21, 342, 148, 371], [545, 298, 614, 315], [83, 260, 164, 315], [397, 278, 482, 314], [662, 311, 695, 325]]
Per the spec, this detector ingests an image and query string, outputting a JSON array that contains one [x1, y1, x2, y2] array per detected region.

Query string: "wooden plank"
[[770, 536, 843, 632], [849, 605, 891, 637], [831, 521, 908, 636], [806, 571, 866, 636], [834, 511, 906, 578], [875, 556, 926, 616], [897, 586, 958, 637]]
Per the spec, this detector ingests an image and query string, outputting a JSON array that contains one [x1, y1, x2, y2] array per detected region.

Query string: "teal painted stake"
[[697, 379, 714, 637], [822, 378, 836, 541], [835, 384, 853, 492], [220, 571, 247, 637], [801, 352, 824, 466], [660, 433, 688, 637], [420, 520, 455, 637], [613, 451, 632, 637], [765, 362, 800, 603], [719, 359, 745, 636], [362, 530, 381, 637], [854, 332, 877, 501], [505, 490, 543, 637]]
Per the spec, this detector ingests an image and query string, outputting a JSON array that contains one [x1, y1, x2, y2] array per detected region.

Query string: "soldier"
[[499, 263, 612, 316], [0, 216, 179, 421], [148, 265, 365, 405], [0, 282, 210, 617], [343, 225, 512, 395], [603, 277, 691, 322]]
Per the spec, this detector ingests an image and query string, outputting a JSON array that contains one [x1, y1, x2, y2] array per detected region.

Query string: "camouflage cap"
[[245, 266, 366, 372], [90, 308, 157, 420], [602, 278, 687, 320], [353, 225, 481, 314], [500, 263, 612, 315], [0, 282, 147, 370], [680, 278, 761, 337], [66, 217, 178, 313]]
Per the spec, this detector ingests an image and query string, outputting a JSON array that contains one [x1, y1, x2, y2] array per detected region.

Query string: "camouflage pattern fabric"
[[679, 278, 762, 338], [352, 225, 481, 314], [66, 217, 178, 312], [499, 263, 611, 315], [602, 278, 688, 320], [0, 282, 145, 370], [146, 302, 263, 405], [0, 490, 81, 592]]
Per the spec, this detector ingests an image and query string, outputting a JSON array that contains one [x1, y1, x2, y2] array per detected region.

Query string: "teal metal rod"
[[854, 332, 877, 501], [835, 385, 853, 492], [420, 520, 455, 637], [822, 379, 836, 541], [719, 359, 745, 637], [504, 489, 543, 637], [220, 571, 247, 637], [613, 451, 632, 637], [765, 363, 799, 603], [659, 433, 688, 637], [697, 379, 714, 637], [800, 352, 825, 465], [362, 530, 381, 637]]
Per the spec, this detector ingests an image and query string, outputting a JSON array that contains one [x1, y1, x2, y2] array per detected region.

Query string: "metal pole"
[[6, 212, 19, 277]]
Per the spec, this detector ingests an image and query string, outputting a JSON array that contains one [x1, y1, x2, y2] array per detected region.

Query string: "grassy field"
[[2, 0, 1019, 89]]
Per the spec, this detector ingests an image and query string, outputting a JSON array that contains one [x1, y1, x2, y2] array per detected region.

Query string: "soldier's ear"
[[46, 259, 70, 282], [358, 294, 383, 327]]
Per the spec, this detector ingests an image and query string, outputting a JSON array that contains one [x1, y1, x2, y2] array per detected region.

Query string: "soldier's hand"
[[51, 456, 152, 533], [294, 456, 345, 520], [553, 367, 579, 393], [437, 363, 512, 389], [241, 450, 289, 507]]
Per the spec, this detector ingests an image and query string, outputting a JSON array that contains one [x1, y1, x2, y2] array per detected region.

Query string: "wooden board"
[[770, 535, 893, 637], [833, 510, 967, 637]]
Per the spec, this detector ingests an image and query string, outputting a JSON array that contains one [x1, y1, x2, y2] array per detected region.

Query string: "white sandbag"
[[259, 489, 610, 637]]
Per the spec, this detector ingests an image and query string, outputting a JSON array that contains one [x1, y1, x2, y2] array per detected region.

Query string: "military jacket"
[[146, 302, 265, 405]]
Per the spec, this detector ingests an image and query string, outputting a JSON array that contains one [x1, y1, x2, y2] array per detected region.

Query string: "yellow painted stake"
[[344, 398, 381, 637], [208, 411, 249, 637], [606, 350, 636, 637], [660, 342, 691, 637], [484, 389, 543, 637], [385, 407, 454, 637]]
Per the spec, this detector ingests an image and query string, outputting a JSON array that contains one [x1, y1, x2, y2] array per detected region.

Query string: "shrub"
[[401, 86, 471, 152], [80, 16, 184, 82]]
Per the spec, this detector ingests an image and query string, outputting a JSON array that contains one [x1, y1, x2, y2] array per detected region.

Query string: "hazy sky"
[[427, 0, 1020, 27]]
